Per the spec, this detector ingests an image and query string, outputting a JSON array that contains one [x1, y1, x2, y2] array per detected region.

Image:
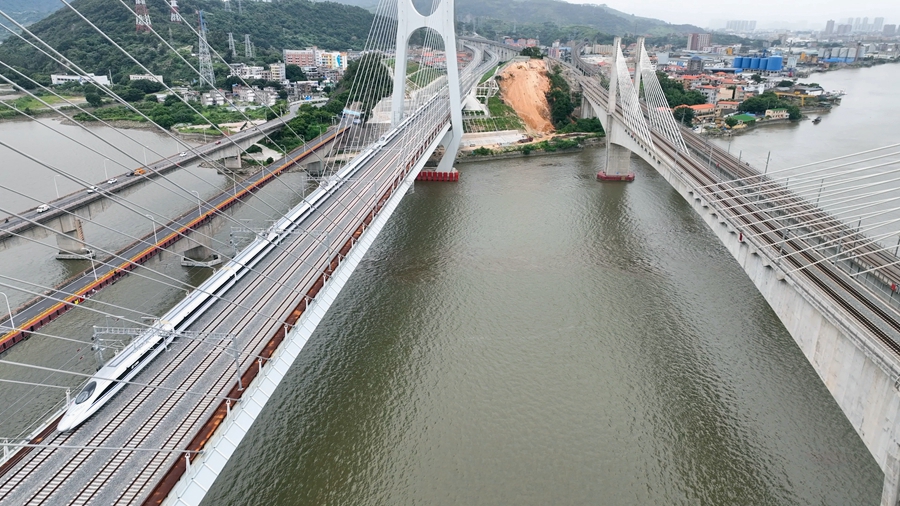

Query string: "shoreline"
[[457, 146, 584, 163]]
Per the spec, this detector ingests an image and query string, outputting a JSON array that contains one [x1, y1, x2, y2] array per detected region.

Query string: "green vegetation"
[[0, 0, 373, 88], [724, 116, 739, 127], [739, 91, 801, 120], [673, 106, 694, 126], [0, 93, 82, 114], [453, 0, 703, 39], [513, 136, 583, 155], [468, 135, 587, 157], [0, 0, 61, 40], [285, 65, 306, 82], [261, 104, 334, 153], [323, 53, 391, 120], [545, 65, 574, 128], [656, 72, 706, 107], [777, 80, 795, 87], [520, 47, 543, 59], [479, 64, 501, 84], [557, 117, 604, 134], [487, 96, 525, 130], [72, 97, 269, 130], [408, 67, 440, 88]]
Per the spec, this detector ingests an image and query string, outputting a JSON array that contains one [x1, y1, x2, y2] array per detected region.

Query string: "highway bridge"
[[0, 111, 297, 254]]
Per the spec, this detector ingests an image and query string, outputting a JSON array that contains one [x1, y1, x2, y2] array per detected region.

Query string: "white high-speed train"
[[57, 127, 394, 432]]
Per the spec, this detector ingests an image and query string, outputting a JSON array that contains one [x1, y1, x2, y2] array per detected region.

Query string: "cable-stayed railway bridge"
[[2, 0, 900, 501], [561, 36, 900, 505], [0, 0, 499, 503]]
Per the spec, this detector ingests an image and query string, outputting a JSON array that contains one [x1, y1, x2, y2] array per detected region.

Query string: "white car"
[[106, 178, 117, 184], [179, 152, 188, 157], [86, 186, 99, 193], [36, 204, 50, 213]]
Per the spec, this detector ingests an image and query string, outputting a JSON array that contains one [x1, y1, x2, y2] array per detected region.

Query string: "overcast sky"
[[567, 0, 900, 30]]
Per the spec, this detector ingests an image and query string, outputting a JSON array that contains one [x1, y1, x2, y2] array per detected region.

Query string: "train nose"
[[57, 411, 80, 432]]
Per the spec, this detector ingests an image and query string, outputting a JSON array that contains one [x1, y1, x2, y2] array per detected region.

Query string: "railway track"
[[571, 67, 900, 361], [0, 49, 491, 505]]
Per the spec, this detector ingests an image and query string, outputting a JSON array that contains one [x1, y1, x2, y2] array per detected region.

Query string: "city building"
[[129, 74, 164, 84], [874, 17, 885, 32], [696, 84, 718, 103], [686, 33, 711, 51], [725, 20, 756, 32], [228, 63, 272, 80], [824, 20, 835, 35], [50, 73, 110, 86], [687, 55, 704, 74], [201, 90, 227, 106], [885, 25, 897, 37], [269, 63, 286, 83], [317, 50, 347, 71], [715, 101, 740, 116], [284, 48, 318, 67]]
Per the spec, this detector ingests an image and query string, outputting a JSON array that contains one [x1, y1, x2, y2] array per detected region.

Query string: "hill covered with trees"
[[454, 0, 700, 37], [0, 0, 373, 87]]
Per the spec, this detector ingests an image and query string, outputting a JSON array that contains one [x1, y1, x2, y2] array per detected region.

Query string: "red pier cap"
[[597, 171, 635, 182], [416, 170, 459, 182]]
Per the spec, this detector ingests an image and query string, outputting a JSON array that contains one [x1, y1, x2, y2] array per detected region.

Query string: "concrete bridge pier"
[[435, 128, 461, 175], [305, 159, 324, 177], [223, 156, 242, 170], [602, 142, 633, 180], [55, 214, 94, 259], [171, 222, 222, 268]]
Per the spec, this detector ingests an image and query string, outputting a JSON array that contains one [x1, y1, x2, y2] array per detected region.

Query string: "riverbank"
[[457, 134, 603, 163], [809, 56, 900, 75]]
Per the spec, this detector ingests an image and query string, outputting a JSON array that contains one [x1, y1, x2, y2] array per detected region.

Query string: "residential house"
[[688, 103, 716, 124], [765, 108, 790, 120]]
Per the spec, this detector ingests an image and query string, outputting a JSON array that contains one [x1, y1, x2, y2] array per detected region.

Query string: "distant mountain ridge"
[[331, 0, 701, 35], [0, 0, 65, 41]]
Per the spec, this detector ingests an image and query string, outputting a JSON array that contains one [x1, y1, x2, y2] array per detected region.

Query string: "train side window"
[[75, 381, 97, 404]]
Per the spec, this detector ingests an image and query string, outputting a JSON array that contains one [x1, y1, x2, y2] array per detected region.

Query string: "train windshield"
[[75, 381, 96, 404]]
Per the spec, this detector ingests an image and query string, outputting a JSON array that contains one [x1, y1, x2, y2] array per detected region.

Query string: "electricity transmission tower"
[[198, 11, 215, 87], [244, 34, 254, 58], [135, 0, 152, 32], [228, 32, 236, 58], [169, 0, 182, 23]]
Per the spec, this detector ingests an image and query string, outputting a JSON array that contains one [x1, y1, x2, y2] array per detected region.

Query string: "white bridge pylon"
[[589, 37, 688, 177], [390, 0, 463, 173]]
